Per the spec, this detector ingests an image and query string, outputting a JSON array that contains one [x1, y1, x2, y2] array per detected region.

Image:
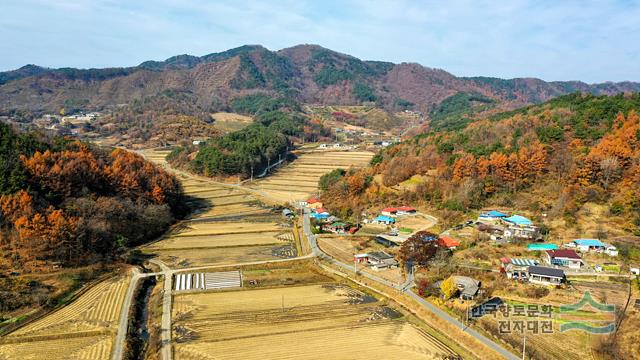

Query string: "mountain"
[[1, 44, 639, 116]]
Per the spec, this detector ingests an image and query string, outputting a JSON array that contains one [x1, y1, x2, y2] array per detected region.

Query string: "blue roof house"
[[502, 215, 533, 226], [373, 215, 396, 225], [571, 239, 606, 252]]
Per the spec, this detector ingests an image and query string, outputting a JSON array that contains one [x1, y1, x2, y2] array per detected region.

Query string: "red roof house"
[[438, 236, 461, 249], [545, 249, 584, 269]]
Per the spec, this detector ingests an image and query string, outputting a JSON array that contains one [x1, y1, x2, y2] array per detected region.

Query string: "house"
[[528, 266, 565, 286], [367, 251, 399, 270], [315, 207, 330, 215], [282, 209, 293, 218], [381, 207, 398, 217], [438, 236, 461, 250], [306, 197, 323, 209], [501, 215, 538, 239], [570, 239, 606, 252], [545, 249, 584, 269], [452, 276, 481, 300], [324, 222, 348, 234], [373, 215, 396, 225], [396, 206, 417, 216], [309, 212, 329, 220]]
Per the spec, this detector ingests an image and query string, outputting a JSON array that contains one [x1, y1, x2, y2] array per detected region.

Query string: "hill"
[[319, 93, 640, 240], [1, 44, 639, 119]]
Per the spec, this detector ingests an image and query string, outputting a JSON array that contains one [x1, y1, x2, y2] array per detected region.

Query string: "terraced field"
[[0, 276, 130, 360], [172, 284, 455, 360], [140, 149, 297, 268], [248, 150, 374, 201]]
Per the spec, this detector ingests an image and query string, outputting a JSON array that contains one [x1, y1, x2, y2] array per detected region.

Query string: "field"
[[172, 284, 456, 359], [210, 112, 253, 133], [248, 150, 374, 201], [0, 276, 130, 360], [140, 149, 297, 269]]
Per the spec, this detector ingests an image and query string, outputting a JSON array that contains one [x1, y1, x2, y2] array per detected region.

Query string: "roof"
[[527, 243, 559, 251], [397, 206, 416, 212], [503, 215, 533, 226], [307, 197, 321, 204], [510, 258, 539, 266], [368, 251, 394, 261], [482, 210, 508, 218], [453, 276, 480, 297], [330, 222, 347, 227], [374, 215, 396, 222], [573, 239, 605, 247], [528, 266, 565, 278], [546, 249, 581, 259], [315, 207, 329, 214], [439, 236, 461, 248], [381, 207, 398, 213], [310, 213, 329, 219], [354, 253, 368, 258], [282, 209, 293, 215]]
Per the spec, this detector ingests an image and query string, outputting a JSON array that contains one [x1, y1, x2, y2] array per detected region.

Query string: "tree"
[[397, 231, 441, 269], [440, 276, 458, 299]]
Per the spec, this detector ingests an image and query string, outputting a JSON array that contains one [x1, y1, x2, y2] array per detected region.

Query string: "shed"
[[502, 215, 533, 226], [438, 236, 461, 249], [480, 210, 508, 219], [528, 243, 559, 251]]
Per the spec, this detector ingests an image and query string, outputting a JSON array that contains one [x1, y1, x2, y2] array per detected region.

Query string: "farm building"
[[438, 236, 461, 250], [381, 206, 417, 217], [282, 209, 293, 218], [367, 251, 399, 270], [501, 258, 539, 279], [479, 210, 508, 220], [354, 253, 369, 263], [381, 207, 398, 217], [527, 266, 565, 286], [452, 276, 481, 300], [373, 215, 396, 225], [396, 206, 417, 216], [528, 243, 558, 251], [545, 249, 584, 269]]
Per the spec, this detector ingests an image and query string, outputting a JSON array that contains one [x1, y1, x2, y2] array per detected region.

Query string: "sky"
[[1, 0, 639, 83]]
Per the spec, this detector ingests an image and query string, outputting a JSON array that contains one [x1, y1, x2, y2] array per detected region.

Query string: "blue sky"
[[1, 0, 639, 82]]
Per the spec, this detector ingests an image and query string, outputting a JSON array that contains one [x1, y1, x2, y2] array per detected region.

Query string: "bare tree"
[[600, 156, 620, 190]]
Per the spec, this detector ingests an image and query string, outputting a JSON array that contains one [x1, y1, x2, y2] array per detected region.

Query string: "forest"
[[168, 94, 330, 178], [0, 122, 186, 273], [320, 93, 640, 236]]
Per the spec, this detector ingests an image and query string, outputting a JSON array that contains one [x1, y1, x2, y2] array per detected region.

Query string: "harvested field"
[[248, 151, 374, 201], [140, 149, 295, 268], [0, 276, 129, 360], [172, 284, 455, 360]]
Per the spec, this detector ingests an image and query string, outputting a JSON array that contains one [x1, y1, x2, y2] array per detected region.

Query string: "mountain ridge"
[[1, 44, 639, 115]]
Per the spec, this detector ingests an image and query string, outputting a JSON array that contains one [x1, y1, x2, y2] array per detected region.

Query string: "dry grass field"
[[172, 284, 456, 360], [0, 276, 129, 360], [247, 150, 374, 201], [210, 112, 253, 133], [140, 149, 296, 268]]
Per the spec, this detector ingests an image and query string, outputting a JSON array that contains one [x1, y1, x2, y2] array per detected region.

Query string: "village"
[[294, 195, 639, 355]]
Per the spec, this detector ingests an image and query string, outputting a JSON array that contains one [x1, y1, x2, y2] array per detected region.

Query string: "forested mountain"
[[1, 44, 639, 118], [320, 93, 640, 236], [0, 123, 186, 273]]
